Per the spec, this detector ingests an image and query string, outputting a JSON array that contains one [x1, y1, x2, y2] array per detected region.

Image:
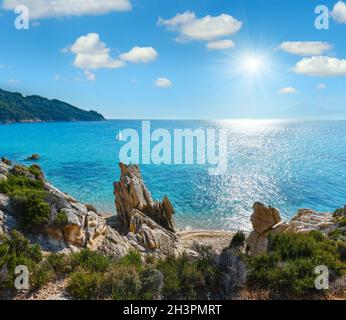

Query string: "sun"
[[242, 55, 263, 74]]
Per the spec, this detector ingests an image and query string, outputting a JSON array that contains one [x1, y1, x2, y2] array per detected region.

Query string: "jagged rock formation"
[[246, 203, 340, 257], [114, 163, 176, 232], [113, 163, 181, 256], [0, 159, 183, 258]]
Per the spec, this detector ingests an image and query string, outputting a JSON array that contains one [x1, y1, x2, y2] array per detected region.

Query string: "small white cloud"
[[8, 78, 20, 84], [68, 33, 125, 70], [158, 11, 242, 42], [278, 87, 298, 94], [277, 41, 332, 56], [207, 39, 235, 50], [84, 70, 96, 81], [293, 56, 346, 77], [54, 74, 61, 80], [331, 1, 346, 23], [119, 47, 158, 63], [2, 0, 132, 20], [155, 77, 172, 88], [317, 83, 327, 90]]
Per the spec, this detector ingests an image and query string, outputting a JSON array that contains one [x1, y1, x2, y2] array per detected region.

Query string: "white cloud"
[[84, 70, 96, 81], [331, 1, 346, 23], [317, 83, 327, 90], [8, 78, 20, 84], [2, 0, 132, 19], [278, 87, 298, 94], [155, 77, 172, 88], [278, 41, 332, 56], [119, 47, 158, 63], [207, 39, 235, 50], [158, 11, 242, 42], [293, 56, 346, 77], [69, 33, 125, 70], [54, 74, 61, 80]]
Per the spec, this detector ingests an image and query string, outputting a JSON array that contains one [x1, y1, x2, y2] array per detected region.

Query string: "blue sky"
[[0, 0, 346, 119]]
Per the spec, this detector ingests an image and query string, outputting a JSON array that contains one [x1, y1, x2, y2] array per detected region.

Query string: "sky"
[[0, 0, 346, 119]]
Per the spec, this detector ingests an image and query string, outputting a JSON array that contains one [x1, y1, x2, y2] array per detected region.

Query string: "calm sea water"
[[1, 120, 346, 231]]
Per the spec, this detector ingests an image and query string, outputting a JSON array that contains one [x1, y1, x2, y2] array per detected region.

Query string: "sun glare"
[[242, 55, 263, 74]]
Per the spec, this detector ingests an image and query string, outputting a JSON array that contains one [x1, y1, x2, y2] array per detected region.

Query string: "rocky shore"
[[0, 157, 345, 300]]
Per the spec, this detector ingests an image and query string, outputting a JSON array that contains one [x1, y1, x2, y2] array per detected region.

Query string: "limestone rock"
[[250, 202, 281, 234], [128, 209, 181, 256], [114, 163, 176, 232], [286, 209, 335, 234], [246, 231, 268, 257], [99, 226, 132, 258]]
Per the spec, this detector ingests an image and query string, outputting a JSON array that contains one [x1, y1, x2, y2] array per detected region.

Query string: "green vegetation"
[[54, 210, 69, 228], [0, 231, 51, 290], [246, 231, 345, 298], [0, 88, 105, 123], [230, 230, 246, 250], [0, 168, 50, 231]]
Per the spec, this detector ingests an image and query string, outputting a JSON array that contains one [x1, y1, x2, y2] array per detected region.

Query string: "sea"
[[1, 119, 346, 232]]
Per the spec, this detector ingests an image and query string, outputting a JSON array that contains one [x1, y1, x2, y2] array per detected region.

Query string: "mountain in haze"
[[0, 88, 105, 123]]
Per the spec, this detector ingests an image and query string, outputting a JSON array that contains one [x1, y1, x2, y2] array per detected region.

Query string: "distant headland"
[[0, 88, 105, 124]]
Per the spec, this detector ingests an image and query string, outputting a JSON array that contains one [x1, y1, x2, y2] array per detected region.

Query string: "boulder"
[[250, 202, 281, 233], [285, 209, 335, 234], [114, 163, 176, 232], [25, 154, 40, 161], [128, 209, 181, 256]]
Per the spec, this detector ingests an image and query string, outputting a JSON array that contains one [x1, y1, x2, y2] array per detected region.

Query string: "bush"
[[107, 267, 142, 300], [67, 271, 103, 300], [0, 174, 44, 195], [230, 231, 246, 250], [337, 241, 346, 262], [119, 250, 142, 269], [70, 249, 111, 273], [157, 253, 217, 300], [0, 230, 51, 290], [47, 253, 71, 275], [11, 189, 50, 231], [246, 231, 343, 298], [217, 248, 246, 299], [0, 171, 50, 231], [140, 265, 164, 300], [54, 210, 68, 228]]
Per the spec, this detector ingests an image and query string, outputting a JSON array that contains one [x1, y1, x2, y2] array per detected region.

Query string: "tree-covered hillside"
[[0, 88, 105, 123]]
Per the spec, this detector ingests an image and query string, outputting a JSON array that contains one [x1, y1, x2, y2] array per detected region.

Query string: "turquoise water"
[[1, 120, 346, 231]]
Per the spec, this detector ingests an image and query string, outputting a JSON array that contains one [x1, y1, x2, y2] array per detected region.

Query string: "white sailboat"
[[116, 130, 123, 141]]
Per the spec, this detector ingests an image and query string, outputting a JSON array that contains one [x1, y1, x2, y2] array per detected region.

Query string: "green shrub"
[[139, 265, 164, 300], [54, 210, 68, 228], [107, 267, 142, 300], [247, 231, 343, 298], [67, 271, 103, 300], [0, 231, 51, 290], [338, 217, 346, 228], [337, 241, 346, 262], [119, 250, 142, 269], [157, 253, 216, 300], [47, 253, 71, 275], [28, 165, 44, 180], [70, 249, 111, 273], [0, 174, 44, 195], [0, 171, 50, 231], [11, 189, 50, 231], [230, 231, 246, 250]]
